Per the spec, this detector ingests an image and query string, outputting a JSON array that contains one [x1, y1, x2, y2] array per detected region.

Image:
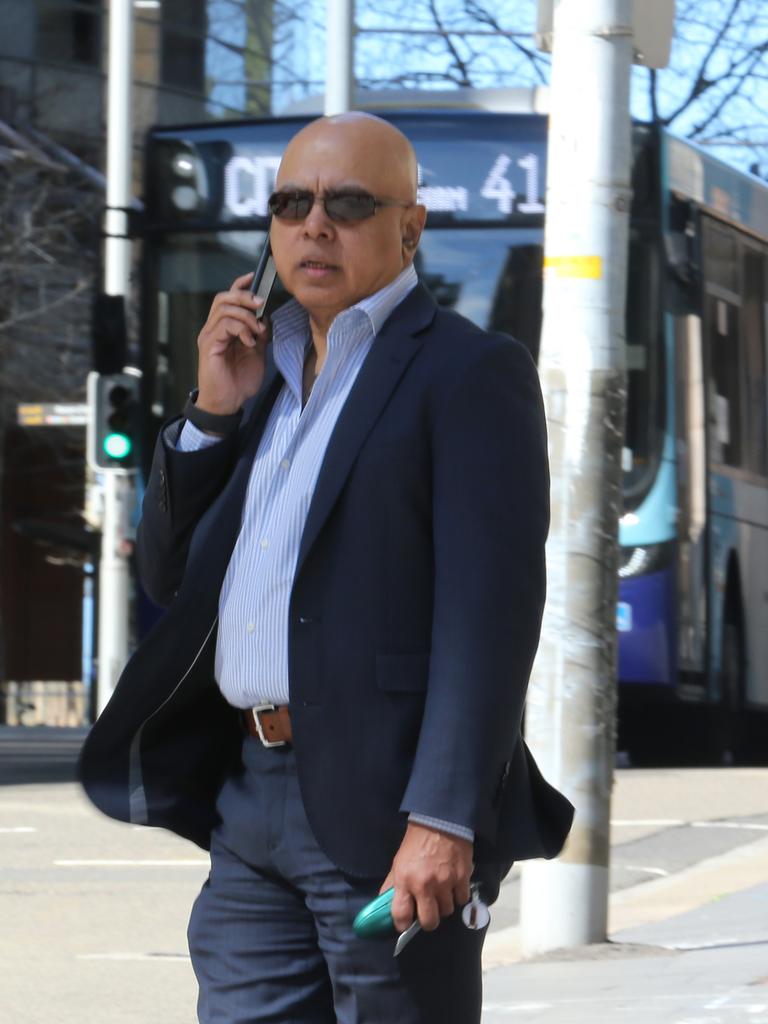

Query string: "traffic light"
[[87, 372, 140, 470], [91, 294, 127, 374]]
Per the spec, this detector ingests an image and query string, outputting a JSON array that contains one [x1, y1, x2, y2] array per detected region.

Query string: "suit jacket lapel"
[[294, 284, 437, 580]]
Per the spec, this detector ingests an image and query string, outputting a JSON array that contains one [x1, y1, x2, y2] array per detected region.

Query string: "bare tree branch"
[[349, 0, 768, 173], [0, 278, 92, 331], [462, 0, 550, 83], [649, 68, 660, 123], [686, 40, 768, 138], [433, 0, 477, 85], [661, 0, 743, 123]]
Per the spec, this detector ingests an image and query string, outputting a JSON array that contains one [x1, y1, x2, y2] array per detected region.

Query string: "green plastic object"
[[352, 887, 395, 938]]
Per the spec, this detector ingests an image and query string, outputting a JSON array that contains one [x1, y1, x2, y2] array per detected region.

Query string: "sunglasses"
[[267, 189, 414, 223]]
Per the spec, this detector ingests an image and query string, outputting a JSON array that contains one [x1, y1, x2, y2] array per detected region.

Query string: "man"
[[80, 113, 573, 1023]]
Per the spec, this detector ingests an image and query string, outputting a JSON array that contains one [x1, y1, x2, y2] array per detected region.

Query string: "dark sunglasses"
[[267, 189, 414, 223]]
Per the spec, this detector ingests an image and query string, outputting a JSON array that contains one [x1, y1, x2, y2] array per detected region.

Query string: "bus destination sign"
[[150, 116, 548, 227], [222, 149, 546, 221]]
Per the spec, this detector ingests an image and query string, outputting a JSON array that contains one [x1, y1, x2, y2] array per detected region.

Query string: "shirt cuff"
[[408, 813, 474, 843], [175, 420, 223, 452]]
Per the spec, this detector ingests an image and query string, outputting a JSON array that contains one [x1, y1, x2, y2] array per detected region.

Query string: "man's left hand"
[[379, 823, 473, 933]]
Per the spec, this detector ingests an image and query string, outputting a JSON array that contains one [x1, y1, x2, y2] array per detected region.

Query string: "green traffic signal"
[[88, 370, 140, 470], [103, 432, 133, 460]]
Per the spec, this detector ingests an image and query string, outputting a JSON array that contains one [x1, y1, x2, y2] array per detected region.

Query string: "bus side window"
[[708, 296, 743, 469], [742, 249, 768, 477]]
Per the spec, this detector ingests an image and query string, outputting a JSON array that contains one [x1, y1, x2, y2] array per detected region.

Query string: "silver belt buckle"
[[250, 702, 287, 748]]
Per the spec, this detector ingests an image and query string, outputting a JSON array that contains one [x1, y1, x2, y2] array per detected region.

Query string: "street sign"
[[536, 0, 676, 69], [17, 403, 90, 427]]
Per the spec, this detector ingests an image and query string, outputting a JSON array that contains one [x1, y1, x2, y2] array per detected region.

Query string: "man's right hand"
[[195, 271, 271, 416]]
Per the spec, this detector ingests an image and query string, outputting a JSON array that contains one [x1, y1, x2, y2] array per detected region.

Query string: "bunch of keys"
[[353, 881, 491, 957]]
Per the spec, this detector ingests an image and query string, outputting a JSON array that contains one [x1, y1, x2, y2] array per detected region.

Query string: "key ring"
[[461, 881, 491, 931]]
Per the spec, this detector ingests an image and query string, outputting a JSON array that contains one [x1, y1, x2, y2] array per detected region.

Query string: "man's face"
[[270, 119, 425, 327]]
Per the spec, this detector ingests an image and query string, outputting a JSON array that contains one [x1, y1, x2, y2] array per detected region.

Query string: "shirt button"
[[280, 458, 290, 470], [260, 538, 269, 549], [246, 622, 255, 633]]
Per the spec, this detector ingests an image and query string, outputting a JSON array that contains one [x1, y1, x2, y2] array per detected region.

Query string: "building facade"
[[0, 0, 278, 715]]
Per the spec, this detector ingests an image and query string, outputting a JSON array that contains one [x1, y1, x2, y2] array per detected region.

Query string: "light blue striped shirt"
[[178, 264, 473, 841]]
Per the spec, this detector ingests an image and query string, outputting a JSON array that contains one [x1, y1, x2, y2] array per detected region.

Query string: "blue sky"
[[200, 0, 768, 176]]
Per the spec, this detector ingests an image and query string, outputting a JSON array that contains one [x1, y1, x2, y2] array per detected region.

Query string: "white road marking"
[[54, 858, 209, 867], [704, 992, 768, 1012], [483, 993, 765, 1010], [612, 818, 768, 830], [481, 1004, 552, 1014], [77, 952, 190, 962], [691, 821, 768, 831], [623, 865, 669, 876], [612, 818, 685, 826], [673, 1018, 723, 1024], [665, 939, 743, 951], [0, 826, 36, 833], [705, 992, 735, 1009]]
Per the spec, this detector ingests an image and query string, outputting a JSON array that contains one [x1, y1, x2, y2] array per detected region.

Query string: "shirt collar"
[[270, 264, 418, 396], [271, 263, 418, 352], [351, 263, 419, 336]]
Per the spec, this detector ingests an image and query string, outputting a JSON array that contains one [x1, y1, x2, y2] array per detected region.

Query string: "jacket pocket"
[[375, 652, 430, 693]]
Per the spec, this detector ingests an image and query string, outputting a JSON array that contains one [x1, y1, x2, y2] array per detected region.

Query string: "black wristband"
[[183, 392, 243, 435]]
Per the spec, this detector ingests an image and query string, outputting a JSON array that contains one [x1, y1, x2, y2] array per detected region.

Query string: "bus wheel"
[[720, 614, 745, 765]]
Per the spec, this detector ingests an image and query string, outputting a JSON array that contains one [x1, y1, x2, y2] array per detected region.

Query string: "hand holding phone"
[[194, 235, 276, 416]]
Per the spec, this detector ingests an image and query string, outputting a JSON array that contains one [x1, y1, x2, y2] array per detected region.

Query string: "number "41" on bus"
[[481, 153, 545, 215]]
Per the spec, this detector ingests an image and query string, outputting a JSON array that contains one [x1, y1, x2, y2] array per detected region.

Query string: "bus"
[[138, 89, 768, 761]]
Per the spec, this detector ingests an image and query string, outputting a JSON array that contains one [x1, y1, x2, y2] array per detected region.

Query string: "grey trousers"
[[187, 735, 489, 1023]]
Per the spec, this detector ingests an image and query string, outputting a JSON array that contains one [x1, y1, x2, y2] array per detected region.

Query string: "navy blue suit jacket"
[[79, 283, 573, 878]]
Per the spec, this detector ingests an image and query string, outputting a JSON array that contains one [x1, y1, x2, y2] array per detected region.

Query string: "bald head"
[[277, 112, 420, 200], [269, 112, 427, 335]]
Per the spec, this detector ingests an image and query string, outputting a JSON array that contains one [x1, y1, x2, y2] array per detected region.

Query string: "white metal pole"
[[519, 0, 635, 953], [105, 0, 134, 298], [97, 472, 131, 716], [97, 0, 135, 716], [325, 0, 354, 115]]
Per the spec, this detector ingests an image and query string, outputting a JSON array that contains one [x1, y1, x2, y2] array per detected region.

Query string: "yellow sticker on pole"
[[543, 255, 603, 279]]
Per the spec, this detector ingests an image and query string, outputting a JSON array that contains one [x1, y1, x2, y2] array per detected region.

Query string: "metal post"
[[97, 473, 131, 716], [519, 0, 635, 952], [105, 0, 134, 298], [325, 0, 354, 115], [97, 0, 135, 715]]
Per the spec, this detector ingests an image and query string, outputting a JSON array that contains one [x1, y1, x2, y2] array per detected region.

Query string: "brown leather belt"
[[243, 704, 293, 747]]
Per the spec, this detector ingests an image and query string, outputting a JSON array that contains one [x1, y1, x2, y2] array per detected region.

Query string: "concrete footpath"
[[483, 838, 768, 1023], [482, 773, 768, 1023]]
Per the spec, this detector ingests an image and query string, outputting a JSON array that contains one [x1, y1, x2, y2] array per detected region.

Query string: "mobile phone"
[[250, 236, 278, 321], [352, 887, 396, 938]]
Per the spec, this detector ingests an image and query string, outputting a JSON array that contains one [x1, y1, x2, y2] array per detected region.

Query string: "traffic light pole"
[[325, 0, 354, 115], [104, 0, 134, 299], [96, 0, 135, 715], [97, 472, 132, 715]]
